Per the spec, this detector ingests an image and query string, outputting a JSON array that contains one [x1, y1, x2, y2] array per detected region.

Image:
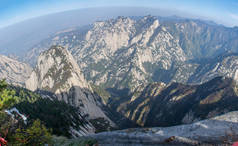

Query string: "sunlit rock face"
[[25, 16, 187, 91], [25, 16, 238, 92], [25, 46, 113, 124], [0, 55, 32, 86], [188, 54, 238, 84], [26, 45, 89, 92]]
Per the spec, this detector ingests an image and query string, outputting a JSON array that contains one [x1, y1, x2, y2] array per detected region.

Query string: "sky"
[[0, 0, 238, 28]]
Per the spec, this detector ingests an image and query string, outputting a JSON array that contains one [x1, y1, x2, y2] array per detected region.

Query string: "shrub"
[[13, 119, 52, 146]]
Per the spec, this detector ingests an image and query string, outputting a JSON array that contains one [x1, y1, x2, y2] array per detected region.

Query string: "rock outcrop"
[[25, 46, 113, 123], [188, 53, 238, 84], [88, 111, 238, 145], [0, 55, 32, 86], [25, 16, 238, 91]]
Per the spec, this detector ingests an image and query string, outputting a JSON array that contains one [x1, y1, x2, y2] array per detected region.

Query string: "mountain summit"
[[25, 46, 112, 122], [26, 45, 89, 92], [25, 16, 238, 91], [26, 16, 187, 90]]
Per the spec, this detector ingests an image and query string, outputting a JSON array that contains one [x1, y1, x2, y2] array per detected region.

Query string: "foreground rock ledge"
[[86, 111, 238, 145]]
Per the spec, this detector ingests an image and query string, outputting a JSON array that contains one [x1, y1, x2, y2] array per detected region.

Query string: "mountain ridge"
[[108, 76, 238, 127], [25, 46, 114, 127], [0, 7, 209, 56], [0, 55, 32, 86], [25, 16, 238, 92]]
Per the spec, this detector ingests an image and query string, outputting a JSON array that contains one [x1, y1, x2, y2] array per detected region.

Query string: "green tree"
[[0, 80, 52, 145], [14, 119, 52, 146], [0, 79, 18, 110], [0, 80, 19, 145]]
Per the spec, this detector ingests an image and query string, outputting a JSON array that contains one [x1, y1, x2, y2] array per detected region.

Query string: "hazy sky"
[[1, 0, 238, 28]]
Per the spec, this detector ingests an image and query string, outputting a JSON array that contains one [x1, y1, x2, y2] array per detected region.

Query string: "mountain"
[[25, 46, 114, 128], [4, 84, 96, 137], [108, 76, 238, 127], [0, 55, 32, 86], [0, 7, 195, 56], [87, 111, 238, 145], [25, 16, 238, 92], [15, 98, 95, 137], [2, 14, 238, 145], [25, 16, 187, 90], [187, 53, 238, 84]]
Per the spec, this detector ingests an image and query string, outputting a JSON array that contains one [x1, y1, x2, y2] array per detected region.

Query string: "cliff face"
[[25, 16, 187, 91], [25, 16, 238, 91], [25, 46, 112, 124], [187, 53, 238, 84], [0, 55, 32, 86], [25, 45, 89, 93]]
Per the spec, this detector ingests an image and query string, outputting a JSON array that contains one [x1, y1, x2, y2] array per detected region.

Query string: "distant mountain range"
[[24, 16, 238, 91], [0, 7, 200, 56]]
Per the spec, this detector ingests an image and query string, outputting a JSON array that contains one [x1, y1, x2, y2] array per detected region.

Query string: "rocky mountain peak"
[[26, 45, 90, 93], [75, 16, 185, 90], [140, 15, 159, 25], [25, 45, 114, 125], [27, 16, 186, 91], [25, 15, 238, 92]]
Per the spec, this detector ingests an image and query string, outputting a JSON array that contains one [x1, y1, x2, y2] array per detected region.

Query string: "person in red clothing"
[[233, 142, 238, 146], [0, 137, 7, 146]]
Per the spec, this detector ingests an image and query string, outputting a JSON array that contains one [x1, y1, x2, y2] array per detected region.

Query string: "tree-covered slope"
[[1, 80, 95, 138]]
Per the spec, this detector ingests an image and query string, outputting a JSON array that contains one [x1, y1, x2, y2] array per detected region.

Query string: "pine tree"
[[0, 79, 17, 110], [14, 119, 52, 146]]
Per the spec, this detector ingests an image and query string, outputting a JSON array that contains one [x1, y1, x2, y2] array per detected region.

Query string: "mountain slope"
[[25, 46, 113, 124], [16, 98, 95, 137], [26, 16, 187, 90], [0, 55, 32, 86], [25, 16, 238, 91], [162, 19, 238, 59], [187, 53, 238, 84], [109, 76, 238, 127], [1, 82, 95, 138]]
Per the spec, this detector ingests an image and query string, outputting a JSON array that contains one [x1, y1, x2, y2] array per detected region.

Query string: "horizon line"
[[0, 6, 236, 29]]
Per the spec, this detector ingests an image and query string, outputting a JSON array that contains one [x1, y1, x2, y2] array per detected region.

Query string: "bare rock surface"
[[88, 111, 238, 145], [25, 46, 113, 123], [0, 55, 32, 86]]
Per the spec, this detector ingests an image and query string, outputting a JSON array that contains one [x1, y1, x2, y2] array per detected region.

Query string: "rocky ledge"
[[87, 111, 238, 145]]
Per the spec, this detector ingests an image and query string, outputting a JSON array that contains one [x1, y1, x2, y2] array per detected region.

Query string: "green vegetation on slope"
[[91, 84, 111, 104], [15, 98, 89, 137], [0, 80, 52, 146]]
